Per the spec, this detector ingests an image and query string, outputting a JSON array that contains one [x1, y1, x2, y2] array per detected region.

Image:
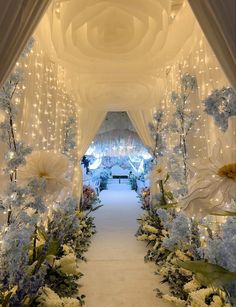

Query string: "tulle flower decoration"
[[203, 87, 236, 132], [18, 151, 70, 195], [150, 157, 168, 182], [182, 142, 236, 218]]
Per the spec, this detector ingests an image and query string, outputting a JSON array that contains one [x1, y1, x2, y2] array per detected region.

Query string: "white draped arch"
[[1, 0, 235, 200]]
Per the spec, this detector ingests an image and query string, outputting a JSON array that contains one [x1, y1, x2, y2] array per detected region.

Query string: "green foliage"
[[177, 260, 236, 288], [45, 266, 82, 298], [210, 211, 236, 217]]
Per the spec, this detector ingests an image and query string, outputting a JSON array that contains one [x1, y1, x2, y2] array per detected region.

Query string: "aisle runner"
[[80, 186, 172, 307]]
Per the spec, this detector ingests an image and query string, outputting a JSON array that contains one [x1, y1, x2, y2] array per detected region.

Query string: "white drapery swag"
[[127, 110, 155, 151], [72, 109, 106, 198], [127, 109, 160, 199], [188, 0, 236, 90], [0, 0, 51, 87]]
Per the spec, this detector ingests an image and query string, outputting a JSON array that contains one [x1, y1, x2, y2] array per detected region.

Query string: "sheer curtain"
[[188, 0, 236, 90], [127, 110, 155, 151], [128, 109, 158, 199], [0, 0, 51, 86], [72, 109, 106, 198]]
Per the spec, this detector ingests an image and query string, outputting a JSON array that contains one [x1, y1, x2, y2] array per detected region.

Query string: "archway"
[[0, 1, 235, 306]]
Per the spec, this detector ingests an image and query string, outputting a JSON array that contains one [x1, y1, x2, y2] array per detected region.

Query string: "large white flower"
[[55, 252, 79, 275], [36, 287, 63, 307], [18, 151, 70, 195], [149, 157, 168, 183], [182, 142, 236, 218]]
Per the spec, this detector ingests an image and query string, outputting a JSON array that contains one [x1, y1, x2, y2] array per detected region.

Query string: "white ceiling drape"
[[0, 0, 51, 86], [188, 0, 236, 90], [34, 0, 195, 110]]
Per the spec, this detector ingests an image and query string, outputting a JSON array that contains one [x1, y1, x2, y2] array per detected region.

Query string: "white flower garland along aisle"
[[137, 77, 236, 306], [0, 42, 101, 307], [137, 177, 236, 306]]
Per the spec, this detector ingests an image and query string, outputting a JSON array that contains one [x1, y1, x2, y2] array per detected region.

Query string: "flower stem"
[[32, 225, 38, 262]]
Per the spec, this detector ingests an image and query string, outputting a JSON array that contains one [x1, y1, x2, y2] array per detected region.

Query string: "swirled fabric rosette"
[[18, 151, 70, 196], [181, 142, 236, 218]]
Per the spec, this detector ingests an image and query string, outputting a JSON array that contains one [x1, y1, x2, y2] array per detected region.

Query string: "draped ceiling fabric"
[[35, 0, 194, 112], [34, 0, 197, 164], [188, 0, 236, 90], [0, 0, 51, 87]]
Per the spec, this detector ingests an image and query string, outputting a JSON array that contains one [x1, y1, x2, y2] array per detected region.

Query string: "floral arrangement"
[[129, 174, 138, 191], [136, 170, 236, 306], [138, 187, 151, 210], [0, 43, 100, 306], [137, 189, 235, 306], [203, 87, 236, 132], [168, 73, 199, 191], [99, 170, 110, 191], [80, 185, 101, 211], [149, 110, 167, 160], [140, 71, 236, 306]]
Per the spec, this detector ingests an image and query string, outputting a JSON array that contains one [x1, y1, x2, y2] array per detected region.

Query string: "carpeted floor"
[[80, 185, 173, 307]]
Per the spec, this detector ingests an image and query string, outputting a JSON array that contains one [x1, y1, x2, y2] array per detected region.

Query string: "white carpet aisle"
[[80, 184, 173, 307]]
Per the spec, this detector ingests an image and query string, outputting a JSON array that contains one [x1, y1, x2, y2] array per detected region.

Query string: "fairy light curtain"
[[188, 0, 236, 90], [0, 0, 51, 86], [129, 21, 235, 168], [0, 38, 80, 190], [14, 40, 77, 158], [157, 29, 236, 159]]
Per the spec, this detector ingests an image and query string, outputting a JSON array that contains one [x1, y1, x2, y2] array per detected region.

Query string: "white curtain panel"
[[127, 110, 155, 151], [0, 0, 51, 86], [72, 109, 106, 198], [128, 109, 159, 199], [188, 0, 236, 90]]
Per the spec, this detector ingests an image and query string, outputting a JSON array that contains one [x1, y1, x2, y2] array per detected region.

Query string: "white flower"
[[62, 244, 73, 255], [55, 252, 79, 275], [62, 297, 80, 307], [148, 234, 157, 240], [209, 295, 224, 307], [143, 224, 158, 234], [190, 288, 226, 307], [18, 151, 70, 195], [36, 287, 63, 307], [150, 157, 168, 182], [175, 250, 190, 262], [183, 277, 201, 293], [182, 142, 236, 218], [162, 294, 186, 306], [137, 234, 148, 241], [159, 266, 169, 276]]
